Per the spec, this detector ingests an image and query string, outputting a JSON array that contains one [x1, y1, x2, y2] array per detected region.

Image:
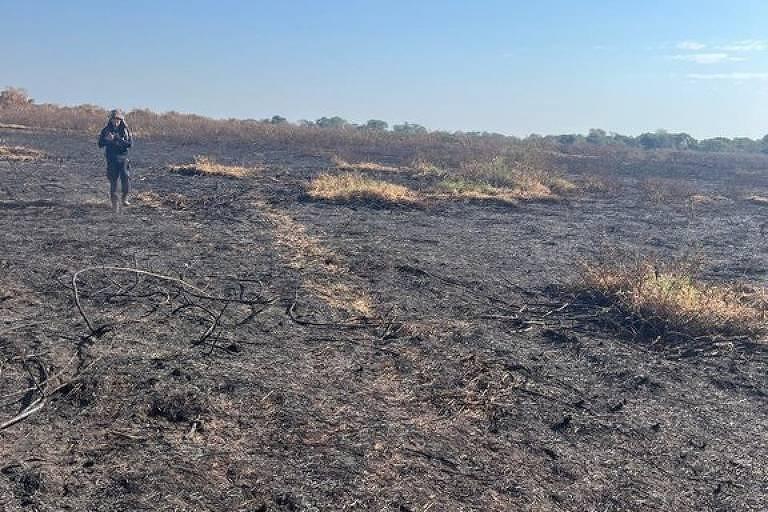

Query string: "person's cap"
[[109, 109, 125, 120]]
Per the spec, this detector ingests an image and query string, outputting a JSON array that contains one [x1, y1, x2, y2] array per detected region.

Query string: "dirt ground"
[[1, 128, 768, 511]]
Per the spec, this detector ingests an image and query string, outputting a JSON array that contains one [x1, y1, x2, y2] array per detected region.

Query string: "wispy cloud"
[[718, 39, 768, 52], [674, 39, 768, 54], [669, 53, 743, 64], [677, 41, 707, 51], [687, 72, 768, 81]]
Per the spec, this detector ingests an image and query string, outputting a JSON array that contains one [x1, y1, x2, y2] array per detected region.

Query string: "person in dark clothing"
[[98, 109, 132, 212]]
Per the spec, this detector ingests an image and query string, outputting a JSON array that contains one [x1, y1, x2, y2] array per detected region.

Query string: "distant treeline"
[[245, 116, 768, 154], [543, 128, 768, 154], [1, 87, 766, 155]]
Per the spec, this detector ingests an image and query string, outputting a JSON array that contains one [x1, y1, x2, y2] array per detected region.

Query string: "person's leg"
[[119, 159, 131, 206], [107, 160, 119, 212]]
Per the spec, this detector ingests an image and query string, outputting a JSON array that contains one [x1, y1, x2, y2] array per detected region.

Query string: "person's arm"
[[111, 125, 132, 151], [97, 127, 109, 148], [121, 126, 132, 149]]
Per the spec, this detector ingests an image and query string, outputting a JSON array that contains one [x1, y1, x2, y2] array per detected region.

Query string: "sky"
[[1, 1, 767, 139]]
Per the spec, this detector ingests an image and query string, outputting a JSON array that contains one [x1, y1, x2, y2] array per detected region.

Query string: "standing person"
[[98, 109, 132, 212]]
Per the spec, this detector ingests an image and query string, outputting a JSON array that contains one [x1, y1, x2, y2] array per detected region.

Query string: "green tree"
[[0, 87, 33, 107], [364, 119, 388, 131], [315, 116, 349, 129], [586, 128, 608, 144], [393, 122, 427, 134]]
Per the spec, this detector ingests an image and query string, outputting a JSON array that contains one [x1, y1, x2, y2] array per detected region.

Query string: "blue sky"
[[1, 1, 767, 138]]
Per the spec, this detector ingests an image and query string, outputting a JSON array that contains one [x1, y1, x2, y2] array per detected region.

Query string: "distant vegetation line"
[[1, 86, 767, 155]]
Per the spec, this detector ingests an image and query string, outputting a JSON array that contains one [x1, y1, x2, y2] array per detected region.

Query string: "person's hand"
[[104, 133, 115, 141]]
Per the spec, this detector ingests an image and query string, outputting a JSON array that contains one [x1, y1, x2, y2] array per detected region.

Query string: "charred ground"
[[1, 127, 768, 511]]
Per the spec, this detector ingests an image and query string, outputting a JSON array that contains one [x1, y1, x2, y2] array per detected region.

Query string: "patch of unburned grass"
[[0, 123, 31, 131], [408, 158, 443, 175], [135, 191, 191, 209], [0, 145, 45, 161], [687, 194, 730, 207], [307, 173, 421, 205], [331, 155, 400, 173], [747, 195, 768, 206], [578, 175, 622, 194], [578, 256, 768, 341], [457, 156, 575, 199], [638, 177, 697, 204], [434, 176, 557, 203], [433, 178, 521, 204], [168, 155, 251, 178]]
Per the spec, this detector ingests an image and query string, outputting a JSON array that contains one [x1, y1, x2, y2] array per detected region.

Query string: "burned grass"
[[3, 129, 768, 510], [577, 255, 768, 343], [168, 155, 251, 178]]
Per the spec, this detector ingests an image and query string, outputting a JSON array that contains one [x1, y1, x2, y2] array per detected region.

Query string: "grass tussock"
[[409, 158, 443, 175], [307, 173, 421, 205], [578, 175, 623, 194], [638, 177, 697, 204], [135, 191, 191, 209], [0, 145, 45, 161], [331, 155, 400, 173], [579, 256, 768, 340], [434, 174, 560, 203], [168, 155, 251, 178], [434, 178, 523, 204], [687, 194, 730, 208], [0, 123, 30, 130], [747, 195, 768, 206], [453, 156, 575, 201]]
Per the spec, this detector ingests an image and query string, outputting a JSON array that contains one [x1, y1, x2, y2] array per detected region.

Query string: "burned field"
[[1, 127, 768, 511]]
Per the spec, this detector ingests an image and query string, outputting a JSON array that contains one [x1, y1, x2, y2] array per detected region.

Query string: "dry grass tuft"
[[455, 156, 575, 200], [638, 177, 697, 204], [434, 178, 520, 204], [135, 191, 191, 209], [409, 158, 443, 175], [434, 176, 557, 203], [547, 176, 579, 195], [168, 155, 251, 178], [331, 155, 400, 173], [578, 256, 768, 340], [0, 145, 45, 161], [307, 173, 421, 205], [747, 195, 768, 206], [0, 123, 31, 131], [578, 175, 622, 194]]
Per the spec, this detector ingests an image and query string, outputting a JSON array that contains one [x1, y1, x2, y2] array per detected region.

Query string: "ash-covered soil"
[[1, 128, 768, 511]]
